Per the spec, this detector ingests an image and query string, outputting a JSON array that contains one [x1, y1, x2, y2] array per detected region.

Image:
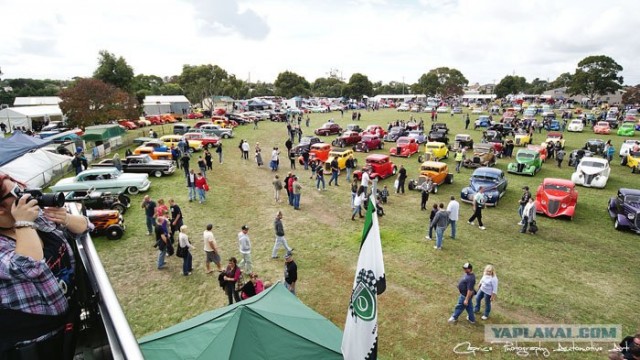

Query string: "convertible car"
[[535, 178, 578, 220], [51, 167, 151, 195]]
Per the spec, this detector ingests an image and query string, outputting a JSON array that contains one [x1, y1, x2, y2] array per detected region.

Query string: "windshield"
[[625, 195, 640, 203], [570, 120, 581, 124], [517, 152, 535, 160], [580, 161, 605, 168], [544, 184, 570, 193], [390, 127, 403, 132], [596, 122, 608, 127], [421, 166, 440, 172], [472, 174, 499, 182], [397, 139, 409, 145], [427, 144, 440, 150], [300, 137, 312, 144]]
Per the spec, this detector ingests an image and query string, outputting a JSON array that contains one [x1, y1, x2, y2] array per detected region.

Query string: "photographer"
[[0, 173, 91, 359]]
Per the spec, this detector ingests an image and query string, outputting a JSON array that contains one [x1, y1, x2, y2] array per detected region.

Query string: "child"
[[474, 265, 499, 320], [376, 196, 385, 217], [380, 185, 389, 204]]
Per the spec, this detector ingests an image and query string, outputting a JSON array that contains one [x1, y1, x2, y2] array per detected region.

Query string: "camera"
[[16, 188, 65, 208]]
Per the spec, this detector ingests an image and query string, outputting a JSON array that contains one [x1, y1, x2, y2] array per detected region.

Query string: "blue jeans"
[[146, 216, 155, 234], [182, 250, 192, 275], [329, 171, 339, 185], [316, 176, 325, 189], [518, 204, 524, 219], [455, 161, 462, 172], [452, 294, 475, 322], [188, 186, 196, 201], [346, 168, 352, 181], [449, 220, 457, 239], [351, 192, 356, 208], [304, 159, 309, 170], [197, 188, 206, 202], [157, 248, 166, 269], [288, 192, 294, 205], [474, 290, 492, 317], [428, 221, 434, 238], [435, 226, 445, 248], [293, 194, 300, 209]]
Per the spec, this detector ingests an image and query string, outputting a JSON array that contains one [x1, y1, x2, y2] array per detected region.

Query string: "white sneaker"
[[467, 221, 474, 225], [517, 222, 523, 225], [481, 315, 488, 320], [466, 316, 476, 324], [448, 316, 457, 323], [425, 236, 431, 240], [433, 245, 439, 249], [479, 226, 486, 230]]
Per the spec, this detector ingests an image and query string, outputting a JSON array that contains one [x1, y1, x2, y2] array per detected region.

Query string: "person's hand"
[[12, 195, 39, 223], [43, 207, 69, 225], [463, 299, 468, 306]]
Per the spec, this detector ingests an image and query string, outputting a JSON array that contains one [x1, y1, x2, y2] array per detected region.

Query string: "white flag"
[[342, 195, 386, 360]]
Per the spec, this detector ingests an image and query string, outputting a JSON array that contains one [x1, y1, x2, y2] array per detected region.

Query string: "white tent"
[[0, 149, 72, 188], [13, 96, 62, 106], [0, 105, 63, 131]]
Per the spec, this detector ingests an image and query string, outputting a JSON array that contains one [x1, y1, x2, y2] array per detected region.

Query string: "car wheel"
[[494, 197, 499, 207], [364, 145, 369, 153], [378, 143, 383, 150], [106, 226, 124, 240], [111, 203, 126, 214], [118, 194, 131, 206], [433, 185, 439, 194], [223, 134, 229, 139], [418, 155, 424, 163], [188, 147, 195, 154], [380, 142, 384, 149], [153, 170, 163, 178], [127, 186, 139, 195], [614, 219, 621, 230], [392, 166, 397, 175]]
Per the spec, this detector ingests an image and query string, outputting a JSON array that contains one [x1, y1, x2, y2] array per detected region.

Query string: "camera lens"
[[39, 192, 65, 208]]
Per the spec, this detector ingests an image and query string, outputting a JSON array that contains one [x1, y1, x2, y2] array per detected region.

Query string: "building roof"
[[143, 95, 190, 104], [13, 96, 62, 106], [0, 105, 62, 117]]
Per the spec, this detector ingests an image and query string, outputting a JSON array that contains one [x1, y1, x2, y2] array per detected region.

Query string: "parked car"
[[527, 144, 548, 162], [593, 121, 611, 135], [419, 142, 449, 162], [474, 115, 493, 129], [197, 124, 234, 138], [117, 120, 137, 130], [160, 135, 203, 153], [353, 154, 397, 180], [396, 104, 410, 111], [314, 122, 342, 136], [535, 178, 578, 220], [324, 148, 356, 171], [514, 130, 532, 146], [544, 120, 561, 131], [355, 134, 383, 152], [64, 188, 131, 215], [460, 167, 508, 207], [568, 149, 594, 167], [345, 124, 363, 133], [136, 118, 151, 127], [605, 116, 619, 129], [362, 125, 387, 137], [428, 129, 449, 145], [463, 143, 496, 168], [383, 126, 408, 142], [187, 112, 204, 119], [571, 157, 610, 188], [452, 106, 463, 114], [331, 131, 362, 147], [86, 209, 126, 240], [567, 119, 584, 132], [620, 139, 640, 157], [407, 130, 426, 144], [93, 155, 176, 178], [299, 143, 331, 164], [431, 123, 449, 134], [620, 150, 640, 173], [291, 136, 322, 155], [132, 147, 172, 160], [608, 188, 640, 233], [617, 121, 636, 136], [508, 149, 543, 176], [487, 123, 515, 137], [135, 140, 169, 153], [583, 139, 606, 155], [437, 106, 450, 113], [544, 132, 565, 149], [183, 132, 220, 148], [173, 123, 192, 135], [51, 167, 151, 195], [411, 161, 453, 193], [453, 134, 474, 150], [390, 137, 419, 157]]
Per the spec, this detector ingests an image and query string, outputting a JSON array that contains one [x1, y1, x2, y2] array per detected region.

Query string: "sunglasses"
[[0, 183, 22, 202]]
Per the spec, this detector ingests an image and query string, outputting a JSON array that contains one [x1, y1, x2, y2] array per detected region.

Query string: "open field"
[[93, 108, 640, 359]]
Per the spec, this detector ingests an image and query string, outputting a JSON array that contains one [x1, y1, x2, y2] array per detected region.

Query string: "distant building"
[[542, 87, 625, 104], [13, 96, 62, 107], [370, 94, 426, 103], [143, 95, 191, 116], [462, 91, 496, 102]]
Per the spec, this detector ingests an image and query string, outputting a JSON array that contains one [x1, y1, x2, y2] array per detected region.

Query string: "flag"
[[342, 194, 386, 360]]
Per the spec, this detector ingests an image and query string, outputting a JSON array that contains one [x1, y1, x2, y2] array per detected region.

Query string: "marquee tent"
[[138, 283, 343, 360], [0, 132, 52, 167], [0, 106, 63, 131], [82, 125, 126, 143]]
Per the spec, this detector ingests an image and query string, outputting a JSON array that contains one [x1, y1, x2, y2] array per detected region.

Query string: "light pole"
[[402, 76, 405, 95]]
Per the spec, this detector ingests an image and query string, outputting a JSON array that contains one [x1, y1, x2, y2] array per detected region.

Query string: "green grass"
[[93, 109, 640, 359]]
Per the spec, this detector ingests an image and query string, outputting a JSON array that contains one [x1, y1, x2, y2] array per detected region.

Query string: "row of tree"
[[0, 52, 631, 128]]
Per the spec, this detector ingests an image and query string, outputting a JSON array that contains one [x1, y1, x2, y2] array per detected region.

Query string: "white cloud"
[[1, 0, 639, 86]]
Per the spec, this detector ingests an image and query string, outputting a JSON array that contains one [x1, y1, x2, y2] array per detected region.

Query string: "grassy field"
[[93, 108, 640, 359]]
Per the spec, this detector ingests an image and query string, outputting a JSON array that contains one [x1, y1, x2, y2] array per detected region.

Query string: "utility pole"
[[402, 76, 405, 95]]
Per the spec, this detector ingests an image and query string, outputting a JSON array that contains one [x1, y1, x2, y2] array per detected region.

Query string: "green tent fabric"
[[138, 283, 343, 359], [81, 124, 126, 142]]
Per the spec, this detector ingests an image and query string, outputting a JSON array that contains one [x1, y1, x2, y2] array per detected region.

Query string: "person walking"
[[112, 153, 123, 171], [169, 198, 183, 242], [204, 149, 213, 170], [420, 178, 432, 210], [396, 165, 407, 194], [197, 156, 207, 178], [454, 148, 465, 173], [556, 148, 565, 168], [429, 203, 449, 250], [141, 195, 156, 236], [180, 153, 190, 177], [292, 176, 302, 210], [237, 225, 252, 273], [241, 140, 250, 160], [186, 169, 196, 202], [270, 147, 280, 171], [345, 155, 355, 182], [272, 211, 293, 258], [468, 187, 486, 230], [328, 158, 339, 186], [272, 174, 283, 203], [474, 265, 498, 320], [178, 225, 195, 276], [350, 178, 359, 209], [222, 257, 242, 304], [316, 164, 326, 191], [448, 262, 476, 324], [287, 173, 295, 205], [203, 224, 222, 273], [195, 172, 208, 204], [520, 197, 537, 234], [517, 186, 531, 225], [465, 114, 470, 130], [447, 195, 460, 239], [606, 140, 615, 164], [426, 203, 437, 240], [352, 186, 366, 220], [284, 252, 298, 295], [255, 142, 263, 167], [155, 217, 169, 269], [216, 142, 223, 164]]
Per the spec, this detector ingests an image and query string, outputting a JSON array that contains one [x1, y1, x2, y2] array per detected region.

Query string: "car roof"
[[366, 154, 389, 160], [472, 167, 503, 176], [421, 161, 447, 167], [426, 141, 445, 147], [547, 132, 562, 137], [619, 188, 640, 196], [311, 143, 330, 148], [160, 135, 181, 139], [79, 167, 119, 175], [518, 149, 539, 155], [542, 178, 574, 187], [580, 156, 608, 163]]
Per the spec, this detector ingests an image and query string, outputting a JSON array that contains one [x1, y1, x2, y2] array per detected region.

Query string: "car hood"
[[469, 180, 500, 192], [577, 166, 606, 175], [539, 190, 571, 202]]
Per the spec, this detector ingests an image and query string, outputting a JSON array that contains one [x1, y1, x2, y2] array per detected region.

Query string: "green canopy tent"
[[81, 124, 126, 143], [138, 283, 343, 359]]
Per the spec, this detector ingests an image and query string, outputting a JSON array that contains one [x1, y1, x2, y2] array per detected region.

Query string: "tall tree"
[[178, 64, 229, 105], [568, 55, 623, 102], [250, 81, 275, 97], [527, 78, 550, 94], [414, 67, 468, 98], [274, 71, 310, 98], [373, 81, 406, 95], [494, 75, 528, 98], [622, 85, 640, 105], [343, 73, 373, 99], [93, 50, 135, 92], [550, 72, 573, 89], [311, 77, 345, 97], [60, 78, 138, 129], [131, 74, 165, 94]]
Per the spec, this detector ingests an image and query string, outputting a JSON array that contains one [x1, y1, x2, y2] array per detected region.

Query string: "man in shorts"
[[203, 223, 221, 273]]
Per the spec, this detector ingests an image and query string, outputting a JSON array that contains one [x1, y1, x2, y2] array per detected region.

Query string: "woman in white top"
[[474, 264, 498, 320], [351, 186, 366, 220], [178, 225, 195, 276]]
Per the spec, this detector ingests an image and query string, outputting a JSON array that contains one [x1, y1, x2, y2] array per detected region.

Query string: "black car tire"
[[433, 185, 439, 194], [418, 155, 424, 163], [112, 203, 126, 214], [392, 166, 397, 175], [127, 186, 139, 195], [408, 182, 415, 191], [379, 142, 383, 149], [614, 219, 621, 230], [223, 134, 230, 139], [153, 170, 163, 178], [106, 225, 124, 240]]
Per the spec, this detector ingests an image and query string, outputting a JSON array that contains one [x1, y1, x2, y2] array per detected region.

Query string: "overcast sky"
[[2, 0, 639, 87]]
